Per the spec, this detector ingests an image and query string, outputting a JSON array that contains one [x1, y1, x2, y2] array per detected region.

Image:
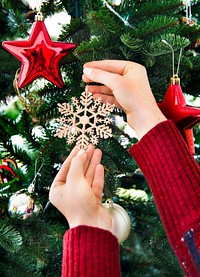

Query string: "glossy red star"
[[2, 20, 76, 88], [157, 75, 200, 154]]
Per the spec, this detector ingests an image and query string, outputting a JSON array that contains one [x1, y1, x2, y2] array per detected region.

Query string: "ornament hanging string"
[[162, 40, 183, 78], [176, 48, 183, 77], [28, 158, 43, 193], [13, 69, 44, 119], [36, 0, 43, 12], [13, 69, 26, 106]]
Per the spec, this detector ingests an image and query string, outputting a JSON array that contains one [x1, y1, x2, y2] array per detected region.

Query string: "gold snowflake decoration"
[[54, 90, 115, 149]]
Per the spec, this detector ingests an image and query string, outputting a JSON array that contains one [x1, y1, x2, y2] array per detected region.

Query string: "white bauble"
[[103, 199, 131, 243], [8, 190, 41, 219]]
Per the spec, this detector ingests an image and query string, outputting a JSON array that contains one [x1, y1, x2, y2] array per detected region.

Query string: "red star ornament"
[[2, 13, 76, 88], [157, 74, 200, 154]]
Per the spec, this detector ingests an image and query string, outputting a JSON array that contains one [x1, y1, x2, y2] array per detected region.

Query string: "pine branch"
[[75, 36, 121, 62], [1, 0, 28, 11], [134, 15, 179, 39], [181, 23, 200, 49], [6, 9, 31, 38], [87, 7, 125, 35], [147, 33, 190, 57], [120, 33, 144, 52], [59, 18, 91, 45], [0, 224, 22, 253], [41, 0, 64, 17], [131, 0, 183, 20], [99, 136, 136, 174]]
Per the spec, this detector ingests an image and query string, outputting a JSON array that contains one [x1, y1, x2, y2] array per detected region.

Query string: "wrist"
[[69, 222, 112, 233], [68, 214, 112, 233], [127, 110, 167, 140]]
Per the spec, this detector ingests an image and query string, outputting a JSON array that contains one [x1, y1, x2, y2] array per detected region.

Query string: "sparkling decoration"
[[7, 158, 43, 219], [182, 0, 193, 24], [8, 190, 41, 219], [54, 90, 115, 149], [2, 12, 76, 88], [0, 158, 18, 184], [103, 199, 131, 243], [157, 74, 200, 154]]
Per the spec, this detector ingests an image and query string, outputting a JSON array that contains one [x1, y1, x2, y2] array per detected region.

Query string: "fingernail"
[[85, 85, 88, 92], [83, 67, 93, 76], [77, 149, 85, 155]]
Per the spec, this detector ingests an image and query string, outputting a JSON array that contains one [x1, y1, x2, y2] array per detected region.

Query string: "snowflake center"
[[80, 115, 90, 124]]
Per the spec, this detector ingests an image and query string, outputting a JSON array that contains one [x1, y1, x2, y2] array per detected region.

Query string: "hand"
[[49, 144, 112, 231], [82, 60, 166, 140]]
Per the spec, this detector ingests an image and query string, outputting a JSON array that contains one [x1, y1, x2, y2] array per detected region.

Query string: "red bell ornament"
[[157, 74, 200, 154], [2, 12, 76, 88]]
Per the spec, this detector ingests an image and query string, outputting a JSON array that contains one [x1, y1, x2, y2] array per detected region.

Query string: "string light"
[[103, 0, 134, 29]]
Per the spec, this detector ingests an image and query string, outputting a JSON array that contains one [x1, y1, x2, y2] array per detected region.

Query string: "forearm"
[[129, 120, 200, 276], [62, 225, 121, 277]]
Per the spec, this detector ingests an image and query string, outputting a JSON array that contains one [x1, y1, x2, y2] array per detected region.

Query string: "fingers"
[[83, 67, 124, 92], [92, 164, 104, 204], [84, 60, 131, 75], [67, 144, 95, 182], [67, 149, 88, 181], [85, 84, 122, 109], [51, 144, 96, 189], [86, 85, 112, 95], [85, 148, 102, 187], [83, 60, 147, 89], [86, 85, 118, 107]]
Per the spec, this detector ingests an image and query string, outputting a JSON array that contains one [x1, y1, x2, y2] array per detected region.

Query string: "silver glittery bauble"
[[8, 190, 41, 219], [103, 199, 131, 243]]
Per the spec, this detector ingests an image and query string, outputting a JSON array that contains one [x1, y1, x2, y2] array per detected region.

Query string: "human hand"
[[82, 60, 166, 139], [49, 144, 112, 231]]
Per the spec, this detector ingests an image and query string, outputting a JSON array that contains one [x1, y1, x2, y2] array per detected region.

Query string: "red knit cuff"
[[129, 120, 200, 241], [62, 225, 120, 277]]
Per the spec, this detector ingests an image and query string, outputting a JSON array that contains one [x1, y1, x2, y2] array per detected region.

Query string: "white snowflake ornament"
[[54, 90, 115, 149]]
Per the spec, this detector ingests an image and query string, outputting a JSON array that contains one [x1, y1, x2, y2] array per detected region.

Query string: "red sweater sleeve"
[[129, 120, 200, 277], [62, 225, 120, 277]]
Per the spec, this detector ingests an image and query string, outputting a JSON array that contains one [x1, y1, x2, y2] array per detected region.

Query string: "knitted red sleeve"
[[129, 120, 200, 277], [62, 225, 120, 277]]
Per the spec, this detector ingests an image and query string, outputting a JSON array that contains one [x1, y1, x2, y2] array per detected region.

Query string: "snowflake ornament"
[[55, 90, 115, 149]]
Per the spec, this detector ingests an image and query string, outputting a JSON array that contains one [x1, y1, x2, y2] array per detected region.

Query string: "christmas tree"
[[0, 0, 200, 276]]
